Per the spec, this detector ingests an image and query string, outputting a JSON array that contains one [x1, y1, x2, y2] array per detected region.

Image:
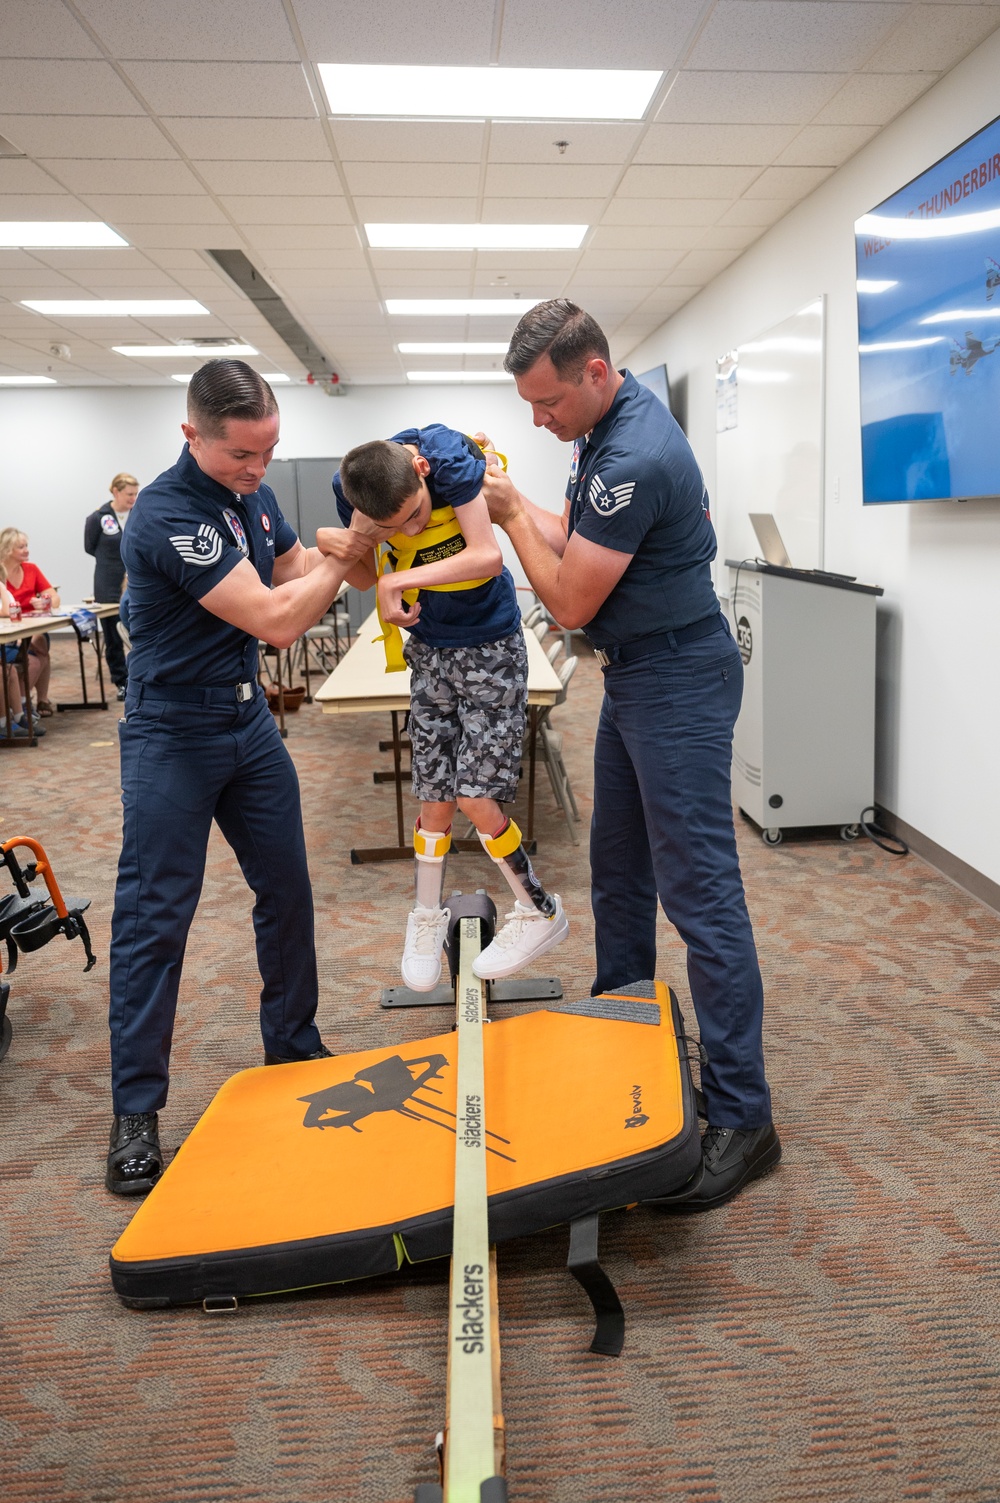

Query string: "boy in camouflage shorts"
[[328, 424, 569, 990]]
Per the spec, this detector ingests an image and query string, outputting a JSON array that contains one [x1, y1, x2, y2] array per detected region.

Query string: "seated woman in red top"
[[0, 528, 61, 715]]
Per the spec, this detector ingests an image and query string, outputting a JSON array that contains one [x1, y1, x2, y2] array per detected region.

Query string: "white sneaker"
[[401, 904, 451, 992], [472, 896, 569, 980]]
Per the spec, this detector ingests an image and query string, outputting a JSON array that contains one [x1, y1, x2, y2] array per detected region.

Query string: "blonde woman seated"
[[0, 528, 61, 716], [0, 562, 44, 738]]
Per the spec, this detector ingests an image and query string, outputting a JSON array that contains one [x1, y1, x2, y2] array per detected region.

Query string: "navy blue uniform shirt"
[[333, 423, 521, 649], [122, 444, 297, 685], [567, 371, 719, 649]]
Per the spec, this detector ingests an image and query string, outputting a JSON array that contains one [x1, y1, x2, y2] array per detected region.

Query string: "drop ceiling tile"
[[0, 115, 177, 159], [261, 248, 367, 271], [250, 226, 361, 252], [775, 123, 879, 166], [121, 62, 315, 117], [743, 164, 834, 198], [657, 70, 847, 125], [0, 0, 102, 57], [0, 195, 85, 218], [473, 252, 580, 271], [21, 248, 156, 270], [813, 71, 935, 124], [590, 224, 708, 249], [333, 121, 485, 164], [634, 286, 703, 313], [663, 248, 741, 282], [716, 197, 796, 226], [560, 267, 661, 287], [73, 0, 299, 60], [864, 4, 1000, 70], [218, 196, 354, 225], [40, 159, 202, 195], [699, 223, 766, 251], [353, 197, 480, 222], [377, 271, 482, 290], [688, 2, 907, 72], [480, 198, 608, 222], [601, 198, 728, 226], [272, 269, 375, 292], [498, 0, 705, 67], [66, 269, 182, 289], [195, 160, 343, 196], [0, 61, 145, 115], [484, 163, 620, 197], [0, 270, 80, 292], [619, 163, 758, 197], [78, 195, 228, 224], [0, 159, 72, 193], [244, 224, 366, 249], [292, 0, 496, 67], [488, 123, 643, 165], [570, 248, 675, 273], [161, 118, 329, 162], [634, 123, 798, 166], [0, 250, 67, 271], [369, 250, 476, 272], [117, 224, 245, 249], [344, 162, 481, 197]]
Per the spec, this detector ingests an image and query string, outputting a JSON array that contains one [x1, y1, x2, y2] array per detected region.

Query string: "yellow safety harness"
[[374, 442, 508, 672]]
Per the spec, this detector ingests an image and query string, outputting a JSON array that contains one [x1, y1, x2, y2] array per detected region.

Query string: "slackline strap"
[[567, 1214, 625, 1358]]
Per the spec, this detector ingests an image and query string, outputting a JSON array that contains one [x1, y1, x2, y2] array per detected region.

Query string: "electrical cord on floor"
[[859, 806, 909, 856]]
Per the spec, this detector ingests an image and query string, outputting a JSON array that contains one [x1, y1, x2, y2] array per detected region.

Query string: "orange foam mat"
[[110, 983, 699, 1306]]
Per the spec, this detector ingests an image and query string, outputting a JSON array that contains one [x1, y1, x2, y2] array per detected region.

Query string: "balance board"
[[110, 982, 700, 1307]]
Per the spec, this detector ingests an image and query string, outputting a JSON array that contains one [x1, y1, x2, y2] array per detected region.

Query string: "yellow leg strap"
[[414, 824, 452, 861], [482, 819, 523, 861]]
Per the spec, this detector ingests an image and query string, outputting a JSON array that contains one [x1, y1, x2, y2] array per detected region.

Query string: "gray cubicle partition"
[[267, 456, 376, 631]]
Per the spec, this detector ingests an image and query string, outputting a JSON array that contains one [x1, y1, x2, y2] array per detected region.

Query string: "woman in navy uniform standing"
[[83, 472, 139, 698], [106, 360, 370, 1196]]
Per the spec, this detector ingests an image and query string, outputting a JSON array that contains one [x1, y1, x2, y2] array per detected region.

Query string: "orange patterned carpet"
[[2, 634, 999, 1503]]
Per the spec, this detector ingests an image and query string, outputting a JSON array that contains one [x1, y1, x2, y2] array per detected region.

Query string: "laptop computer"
[[749, 513, 793, 568]]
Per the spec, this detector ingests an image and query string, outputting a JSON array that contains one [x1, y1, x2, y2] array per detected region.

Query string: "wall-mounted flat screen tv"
[[636, 363, 671, 414], [855, 110, 1000, 503]]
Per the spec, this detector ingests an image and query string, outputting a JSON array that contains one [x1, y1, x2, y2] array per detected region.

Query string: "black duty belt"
[[130, 679, 257, 706], [593, 612, 724, 668]]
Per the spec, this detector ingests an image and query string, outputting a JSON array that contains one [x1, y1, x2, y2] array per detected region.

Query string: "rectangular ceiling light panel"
[[386, 299, 541, 316], [0, 222, 128, 248], [319, 64, 661, 121], [0, 375, 57, 385], [367, 223, 587, 249], [23, 300, 209, 317]]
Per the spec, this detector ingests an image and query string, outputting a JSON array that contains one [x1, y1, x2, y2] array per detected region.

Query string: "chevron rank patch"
[[588, 472, 636, 517], [169, 523, 224, 566]]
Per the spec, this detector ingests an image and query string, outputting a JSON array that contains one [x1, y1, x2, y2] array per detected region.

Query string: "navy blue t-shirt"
[[333, 423, 521, 649], [567, 372, 719, 649], [122, 444, 297, 685]]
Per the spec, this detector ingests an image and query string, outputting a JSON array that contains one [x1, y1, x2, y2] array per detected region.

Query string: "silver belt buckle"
[[594, 648, 610, 668], [235, 681, 254, 703]]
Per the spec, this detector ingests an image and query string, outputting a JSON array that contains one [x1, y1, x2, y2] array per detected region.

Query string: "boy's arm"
[[377, 491, 502, 626], [315, 512, 380, 591]]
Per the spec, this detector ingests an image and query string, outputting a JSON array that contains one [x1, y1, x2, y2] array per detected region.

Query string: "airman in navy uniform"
[[481, 301, 780, 1213], [83, 471, 139, 697], [106, 360, 368, 1195]]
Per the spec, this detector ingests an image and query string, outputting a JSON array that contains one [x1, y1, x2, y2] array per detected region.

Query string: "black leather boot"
[[651, 1123, 781, 1214], [263, 1043, 332, 1066], [106, 1112, 163, 1196]]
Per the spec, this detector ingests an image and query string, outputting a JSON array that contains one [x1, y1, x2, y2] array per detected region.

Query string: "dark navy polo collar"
[[176, 443, 257, 512], [586, 370, 639, 452]]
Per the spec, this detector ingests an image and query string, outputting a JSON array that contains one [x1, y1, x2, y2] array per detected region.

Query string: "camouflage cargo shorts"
[[403, 631, 528, 804]]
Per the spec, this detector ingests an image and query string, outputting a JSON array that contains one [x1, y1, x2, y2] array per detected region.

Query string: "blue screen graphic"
[[856, 112, 1000, 503]]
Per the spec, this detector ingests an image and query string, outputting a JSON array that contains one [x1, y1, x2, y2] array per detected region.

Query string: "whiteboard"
[[714, 297, 825, 576]]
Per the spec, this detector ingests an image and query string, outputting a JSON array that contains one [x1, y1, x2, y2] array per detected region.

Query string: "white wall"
[[627, 27, 1000, 888], [0, 381, 572, 603]]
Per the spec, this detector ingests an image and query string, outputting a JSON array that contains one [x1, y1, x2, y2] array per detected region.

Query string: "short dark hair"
[[187, 360, 278, 438], [340, 440, 420, 522], [504, 299, 611, 380]]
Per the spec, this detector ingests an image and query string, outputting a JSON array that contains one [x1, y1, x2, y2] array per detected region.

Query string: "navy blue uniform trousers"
[[109, 685, 321, 1114], [590, 620, 771, 1129]]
